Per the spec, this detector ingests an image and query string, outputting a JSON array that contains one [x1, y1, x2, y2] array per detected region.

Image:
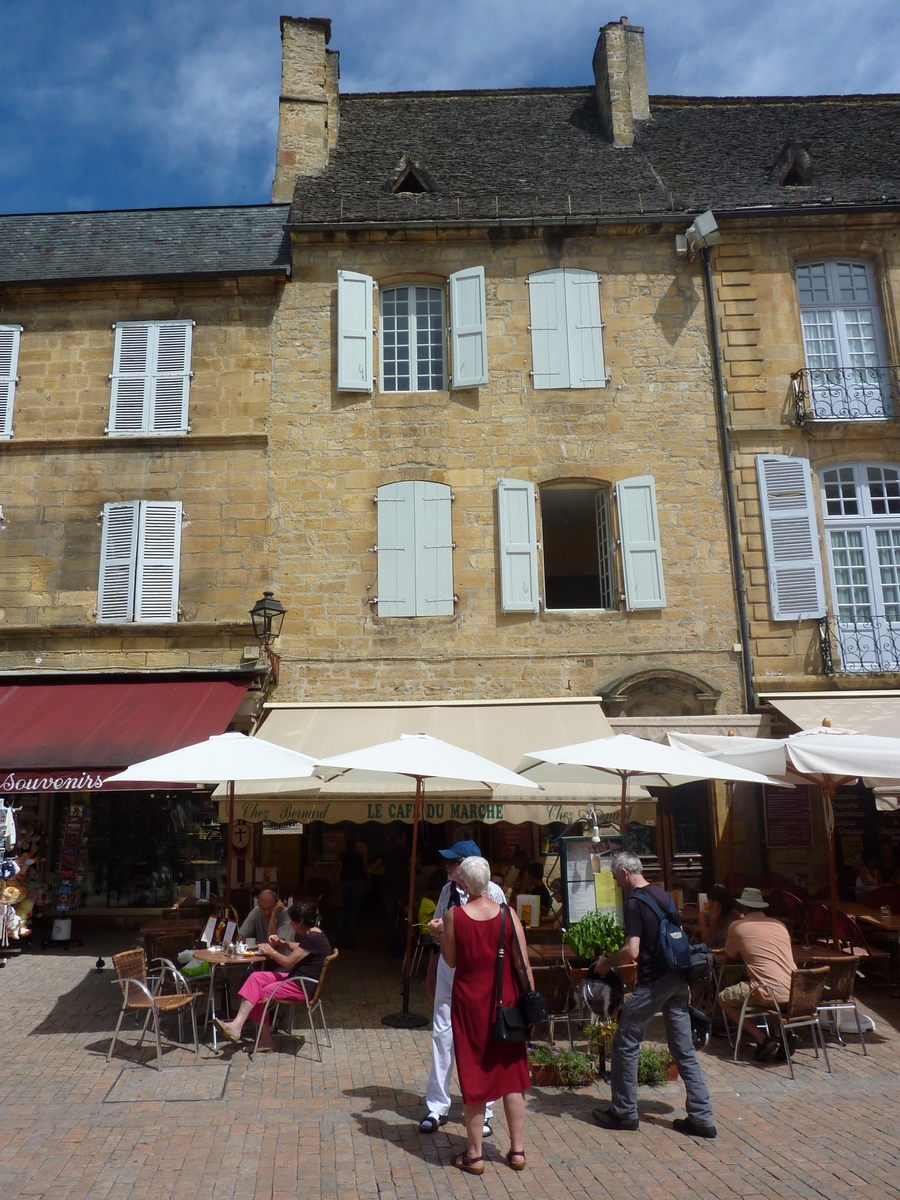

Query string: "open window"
[[539, 483, 615, 610]]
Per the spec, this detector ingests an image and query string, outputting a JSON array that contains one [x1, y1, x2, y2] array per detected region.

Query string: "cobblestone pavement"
[[2, 924, 900, 1200]]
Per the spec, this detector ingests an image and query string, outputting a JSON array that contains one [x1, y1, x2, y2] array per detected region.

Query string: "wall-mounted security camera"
[[676, 210, 722, 258]]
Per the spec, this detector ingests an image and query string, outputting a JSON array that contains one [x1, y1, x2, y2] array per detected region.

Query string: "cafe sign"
[[217, 797, 592, 827], [0, 770, 109, 793]]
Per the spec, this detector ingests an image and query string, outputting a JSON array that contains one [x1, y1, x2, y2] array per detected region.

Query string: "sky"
[[1, 0, 899, 215]]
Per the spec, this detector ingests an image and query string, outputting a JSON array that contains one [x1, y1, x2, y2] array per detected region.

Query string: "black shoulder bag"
[[493, 907, 549, 1043]]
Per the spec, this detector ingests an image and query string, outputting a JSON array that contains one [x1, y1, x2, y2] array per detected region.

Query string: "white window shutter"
[[756, 455, 826, 620], [377, 481, 417, 616], [0, 325, 22, 439], [528, 270, 569, 389], [415, 481, 454, 616], [134, 501, 182, 622], [615, 476, 667, 610], [151, 322, 192, 433], [564, 270, 606, 388], [497, 478, 539, 613], [97, 502, 139, 622], [110, 323, 152, 434], [449, 266, 488, 388], [337, 271, 374, 391]]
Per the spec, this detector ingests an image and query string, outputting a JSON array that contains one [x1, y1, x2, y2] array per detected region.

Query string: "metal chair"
[[834, 911, 894, 992], [805, 899, 832, 944], [107, 948, 199, 1071], [734, 967, 831, 1079], [530, 964, 574, 1048], [816, 955, 867, 1055], [250, 948, 339, 1061], [778, 891, 809, 944]]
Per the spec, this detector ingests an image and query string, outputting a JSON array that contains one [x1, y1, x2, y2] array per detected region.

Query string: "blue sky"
[[2, 0, 899, 214]]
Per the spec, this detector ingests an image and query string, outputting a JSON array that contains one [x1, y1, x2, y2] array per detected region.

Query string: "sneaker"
[[673, 1117, 717, 1139], [419, 1114, 448, 1134], [774, 1033, 802, 1062], [753, 1035, 778, 1062], [592, 1107, 639, 1131]]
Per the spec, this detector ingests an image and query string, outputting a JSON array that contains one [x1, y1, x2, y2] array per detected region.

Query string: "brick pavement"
[[1, 925, 900, 1200]]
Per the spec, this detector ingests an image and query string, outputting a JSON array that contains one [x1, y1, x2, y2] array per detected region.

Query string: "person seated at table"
[[539, 878, 564, 929], [215, 902, 330, 1052], [516, 862, 552, 920], [717, 887, 794, 1062], [878, 838, 897, 886], [855, 849, 884, 902], [698, 885, 739, 949], [239, 888, 294, 944]]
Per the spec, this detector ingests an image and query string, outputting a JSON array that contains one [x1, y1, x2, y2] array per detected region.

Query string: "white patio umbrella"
[[316, 733, 539, 1026], [668, 721, 900, 945], [516, 733, 776, 836], [108, 732, 318, 905]]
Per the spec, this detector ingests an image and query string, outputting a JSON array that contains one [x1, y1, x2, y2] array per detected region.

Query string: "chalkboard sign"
[[832, 781, 877, 868], [764, 785, 812, 849]]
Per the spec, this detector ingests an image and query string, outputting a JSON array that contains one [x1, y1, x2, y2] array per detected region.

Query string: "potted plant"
[[528, 1045, 596, 1087], [587, 1022, 677, 1083], [562, 910, 625, 983]]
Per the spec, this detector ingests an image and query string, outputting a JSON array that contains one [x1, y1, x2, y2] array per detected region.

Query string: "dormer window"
[[773, 139, 812, 188], [389, 154, 434, 195]]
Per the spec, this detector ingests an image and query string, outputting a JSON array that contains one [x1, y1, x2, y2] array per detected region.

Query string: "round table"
[[193, 947, 266, 1049]]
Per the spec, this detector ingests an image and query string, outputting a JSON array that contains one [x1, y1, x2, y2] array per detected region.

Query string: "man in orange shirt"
[[718, 887, 795, 1061]]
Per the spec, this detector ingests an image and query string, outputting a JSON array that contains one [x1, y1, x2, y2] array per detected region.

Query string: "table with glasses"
[[193, 947, 266, 1050]]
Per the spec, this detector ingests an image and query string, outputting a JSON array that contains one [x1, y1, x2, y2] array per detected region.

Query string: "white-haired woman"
[[442, 855, 532, 1175]]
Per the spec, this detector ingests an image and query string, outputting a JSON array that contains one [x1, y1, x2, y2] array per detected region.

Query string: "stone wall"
[[269, 224, 746, 708]]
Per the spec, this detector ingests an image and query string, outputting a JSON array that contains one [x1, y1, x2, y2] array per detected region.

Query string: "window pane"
[[823, 467, 859, 516], [876, 529, 900, 623], [842, 308, 880, 370], [796, 262, 830, 304], [836, 261, 872, 303], [382, 287, 410, 392], [801, 310, 838, 369], [867, 466, 900, 516], [830, 529, 873, 624], [414, 286, 444, 390]]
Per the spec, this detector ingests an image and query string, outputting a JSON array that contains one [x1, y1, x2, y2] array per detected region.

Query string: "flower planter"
[[666, 1060, 679, 1081], [530, 1065, 562, 1087]]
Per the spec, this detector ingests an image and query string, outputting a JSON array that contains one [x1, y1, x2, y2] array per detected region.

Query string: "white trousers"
[[425, 956, 494, 1120]]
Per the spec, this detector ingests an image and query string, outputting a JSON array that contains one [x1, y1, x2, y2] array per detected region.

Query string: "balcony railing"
[[818, 613, 900, 675], [792, 366, 899, 424]]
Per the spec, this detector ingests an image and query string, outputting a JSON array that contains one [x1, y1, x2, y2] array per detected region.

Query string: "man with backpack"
[[591, 852, 717, 1139]]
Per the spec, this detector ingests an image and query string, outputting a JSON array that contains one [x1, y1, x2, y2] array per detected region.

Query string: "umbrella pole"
[[381, 775, 429, 1029], [619, 773, 628, 843], [824, 778, 841, 949], [726, 781, 735, 894], [226, 780, 234, 910]]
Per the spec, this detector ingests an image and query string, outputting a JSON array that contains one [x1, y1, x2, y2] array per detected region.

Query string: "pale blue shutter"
[[109, 323, 152, 434], [150, 321, 192, 433], [337, 271, 374, 391], [449, 266, 488, 388], [756, 455, 826, 620], [377, 481, 417, 616], [528, 270, 569, 389], [415, 481, 454, 616], [564, 269, 606, 388], [497, 478, 539, 613], [615, 476, 667, 610], [97, 502, 139, 622], [135, 501, 182, 623], [0, 326, 22, 439]]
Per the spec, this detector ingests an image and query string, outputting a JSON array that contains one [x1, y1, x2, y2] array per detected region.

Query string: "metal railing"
[[792, 366, 899, 423], [819, 613, 900, 675]]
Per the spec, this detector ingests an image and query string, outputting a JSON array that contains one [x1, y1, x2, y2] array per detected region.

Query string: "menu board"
[[763, 785, 812, 849], [832, 782, 874, 867]]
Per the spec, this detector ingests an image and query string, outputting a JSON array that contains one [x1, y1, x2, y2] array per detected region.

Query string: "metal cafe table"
[[193, 947, 266, 1051]]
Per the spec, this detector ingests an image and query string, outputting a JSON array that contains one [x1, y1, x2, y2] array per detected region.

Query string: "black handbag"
[[493, 907, 548, 1042]]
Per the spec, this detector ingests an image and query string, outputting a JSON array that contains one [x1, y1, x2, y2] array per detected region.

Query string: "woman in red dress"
[[442, 856, 532, 1174]]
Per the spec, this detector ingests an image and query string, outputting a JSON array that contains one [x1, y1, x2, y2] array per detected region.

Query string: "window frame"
[[378, 282, 447, 394], [822, 463, 900, 626], [538, 481, 616, 613], [795, 258, 891, 420]]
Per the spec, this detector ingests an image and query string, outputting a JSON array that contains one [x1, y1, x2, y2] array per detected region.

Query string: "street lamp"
[[249, 591, 286, 646]]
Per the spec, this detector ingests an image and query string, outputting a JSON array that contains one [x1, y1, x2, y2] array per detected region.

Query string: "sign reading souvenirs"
[[0, 770, 198, 793]]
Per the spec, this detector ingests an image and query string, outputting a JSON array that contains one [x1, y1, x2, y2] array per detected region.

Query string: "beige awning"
[[610, 714, 773, 741], [761, 691, 900, 738], [214, 698, 654, 823]]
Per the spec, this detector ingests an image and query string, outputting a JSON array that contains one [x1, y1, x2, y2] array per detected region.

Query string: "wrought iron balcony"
[[818, 613, 900, 675], [792, 366, 899, 424]]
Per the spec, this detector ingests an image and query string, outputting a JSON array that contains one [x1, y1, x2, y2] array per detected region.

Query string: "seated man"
[[240, 888, 294, 944], [717, 886, 795, 1061]]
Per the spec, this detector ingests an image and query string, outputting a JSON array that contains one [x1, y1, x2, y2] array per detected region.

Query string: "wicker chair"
[[107, 948, 199, 1071], [250, 948, 339, 1061], [733, 967, 831, 1079], [530, 964, 574, 1049], [817, 955, 867, 1055]]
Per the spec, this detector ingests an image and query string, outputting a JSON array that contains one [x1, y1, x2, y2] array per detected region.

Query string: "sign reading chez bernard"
[[218, 797, 587, 826]]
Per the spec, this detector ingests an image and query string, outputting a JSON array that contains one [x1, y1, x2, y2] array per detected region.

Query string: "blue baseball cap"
[[439, 840, 481, 860]]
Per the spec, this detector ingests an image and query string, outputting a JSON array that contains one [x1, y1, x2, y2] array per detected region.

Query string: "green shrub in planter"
[[562, 910, 624, 966], [527, 1045, 596, 1086], [586, 1022, 674, 1085]]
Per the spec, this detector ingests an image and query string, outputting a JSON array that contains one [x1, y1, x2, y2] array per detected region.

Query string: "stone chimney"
[[592, 17, 649, 148], [271, 16, 340, 203]]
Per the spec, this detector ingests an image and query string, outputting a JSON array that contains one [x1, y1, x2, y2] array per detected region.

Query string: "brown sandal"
[[506, 1149, 526, 1171], [451, 1152, 484, 1176]]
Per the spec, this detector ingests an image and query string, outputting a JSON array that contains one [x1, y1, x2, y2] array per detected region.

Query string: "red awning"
[[0, 679, 251, 769]]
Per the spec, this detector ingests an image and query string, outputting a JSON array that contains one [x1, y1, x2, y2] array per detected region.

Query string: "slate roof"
[[0, 205, 291, 286], [287, 89, 900, 227]]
